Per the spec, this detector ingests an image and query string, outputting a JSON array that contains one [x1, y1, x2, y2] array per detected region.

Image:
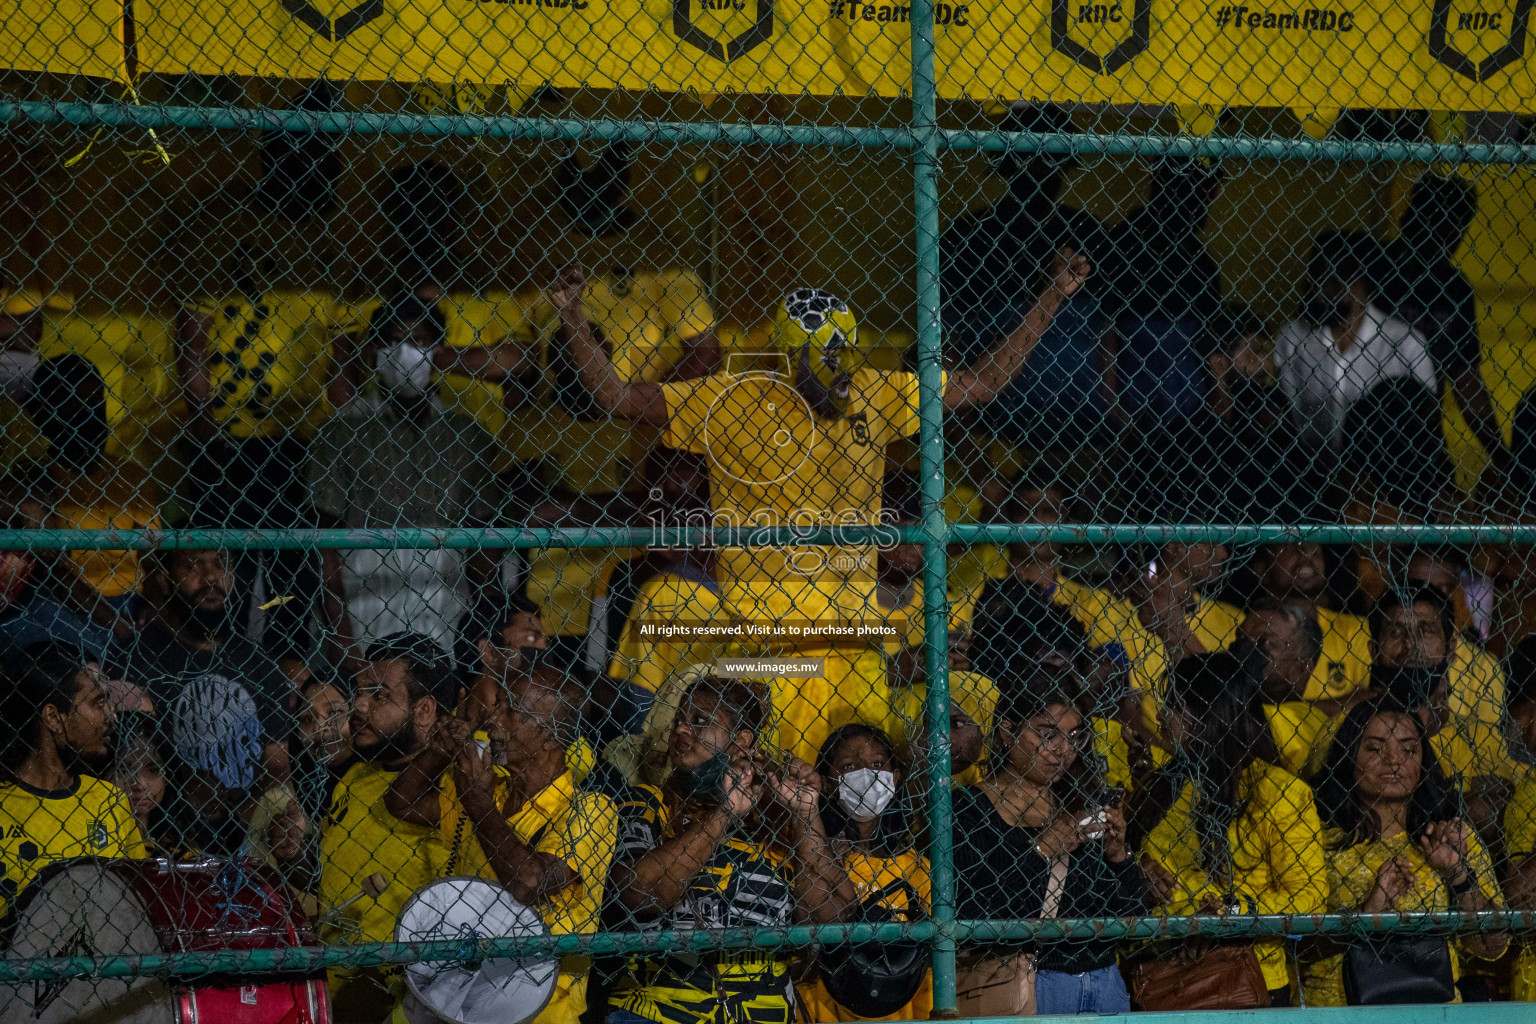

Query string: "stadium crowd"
[[2, 105, 1536, 1023]]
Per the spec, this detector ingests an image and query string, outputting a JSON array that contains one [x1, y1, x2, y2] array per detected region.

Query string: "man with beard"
[[106, 548, 294, 787], [1249, 540, 1373, 704], [319, 632, 457, 1022], [1368, 588, 1514, 838], [0, 642, 146, 915]]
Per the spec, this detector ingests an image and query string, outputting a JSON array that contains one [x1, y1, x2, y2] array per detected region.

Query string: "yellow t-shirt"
[[1077, 591, 1243, 698], [1141, 760, 1329, 991], [891, 670, 999, 787], [796, 845, 934, 1023], [186, 291, 363, 440], [1264, 702, 1343, 781], [1504, 769, 1536, 1002], [0, 775, 146, 917], [517, 268, 714, 495], [1447, 642, 1507, 727], [436, 769, 619, 1024], [525, 548, 633, 639], [47, 460, 162, 598], [1301, 609, 1373, 702], [1300, 828, 1504, 1006], [1431, 714, 1516, 787], [661, 368, 937, 630], [39, 301, 183, 472], [607, 567, 728, 694]]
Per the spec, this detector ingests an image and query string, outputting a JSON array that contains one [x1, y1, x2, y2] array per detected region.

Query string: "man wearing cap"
[[318, 632, 460, 1023], [555, 240, 1090, 763], [385, 667, 618, 1024]]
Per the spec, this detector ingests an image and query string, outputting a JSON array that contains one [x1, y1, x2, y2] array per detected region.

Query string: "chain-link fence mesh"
[[2, 4, 1536, 1022]]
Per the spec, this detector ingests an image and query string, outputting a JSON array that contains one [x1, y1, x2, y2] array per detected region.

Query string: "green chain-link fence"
[[3, 1, 1536, 1022]]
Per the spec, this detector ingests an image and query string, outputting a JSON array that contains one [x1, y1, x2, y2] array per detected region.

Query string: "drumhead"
[[396, 877, 557, 1024], [0, 858, 173, 1024]]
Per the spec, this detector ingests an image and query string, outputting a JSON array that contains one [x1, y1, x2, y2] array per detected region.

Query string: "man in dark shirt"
[[1375, 173, 1504, 467], [940, 103, 1113, 494], [106, 547, 295, 789]]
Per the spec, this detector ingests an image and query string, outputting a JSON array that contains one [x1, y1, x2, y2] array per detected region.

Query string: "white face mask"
[[837, 768, 897, 823], [376, 342, 433, 397]]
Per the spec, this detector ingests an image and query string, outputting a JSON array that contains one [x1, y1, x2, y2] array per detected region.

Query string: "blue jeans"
[[1035, 964, 1131, 1015]]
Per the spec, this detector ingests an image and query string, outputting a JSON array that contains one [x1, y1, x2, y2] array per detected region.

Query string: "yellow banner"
[[2, 0, 125, 80], [11, 0, 1536, 111]]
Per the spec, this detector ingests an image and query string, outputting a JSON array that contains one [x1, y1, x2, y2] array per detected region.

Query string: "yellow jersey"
[[0, 774, 146, 916], [607, 565, 728, 695], [434, 769, 619, 1024], [38, 300, 183, 473], [510, 268, 714, 495], [1447, 642, 1507, 726], [1300, 827, 1504, 1006], [1506, 769, 1536, 1002], [609, 784, 797, 1024], [1075, 590, 1243, 697], [796, 845, 934, 1023], [1141, 760, 1329, 991], [185, 291, 362, 440], [47, 459, 161, 599], [1301, 609, 1373, 702], [1431, 713, 1516, 787], [1264, 702, 1343, 781], [661, 368, 935, 631]]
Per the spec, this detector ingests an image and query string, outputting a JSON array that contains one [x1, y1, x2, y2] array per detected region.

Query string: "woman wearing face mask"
[[1302, 700, 1506, 1005], [953, 685, 1148, 1015], [799, 724, 933, 1022], [0, 643, 146, 915], [1133, 652, 1328, 1007], [606, 677, 857, 1024]]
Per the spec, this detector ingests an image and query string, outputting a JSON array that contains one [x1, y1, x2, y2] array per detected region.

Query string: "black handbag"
[[1342, 937, 1456, 1005]]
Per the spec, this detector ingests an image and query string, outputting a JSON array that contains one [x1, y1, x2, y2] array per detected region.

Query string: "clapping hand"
[[1363, 856, 1417, 913]]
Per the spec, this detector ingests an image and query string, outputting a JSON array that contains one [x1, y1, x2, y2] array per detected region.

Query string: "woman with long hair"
[[799, 723, 932, 1022], [1136, 651, 1328, 1005], [0, 642, 145, 914], [1302, 699, 1507, 1004], [954, 684, 1148, 1014]]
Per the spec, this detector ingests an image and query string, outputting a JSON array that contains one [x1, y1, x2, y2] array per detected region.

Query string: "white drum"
[[395, 877, 557, 1024]]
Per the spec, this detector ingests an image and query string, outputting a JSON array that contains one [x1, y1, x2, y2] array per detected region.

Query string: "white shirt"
[[1275, 303, 1437, 449]]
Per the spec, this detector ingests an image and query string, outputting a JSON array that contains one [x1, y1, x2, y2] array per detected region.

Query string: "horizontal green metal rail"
[[3, 102, 1535, 165], [4, 524, 1536, 551], [1025, 1009, 1533, 1024], [4, 912, 1531, 984]]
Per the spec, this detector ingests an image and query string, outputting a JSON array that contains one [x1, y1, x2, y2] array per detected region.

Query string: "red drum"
[[1, 857, 329, 1024]]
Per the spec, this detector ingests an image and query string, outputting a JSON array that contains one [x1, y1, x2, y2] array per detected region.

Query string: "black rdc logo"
[[1428, 0, 1532, 80], [281, 0, 385, 40], [674, 0, 775, 61], [1050, 0, 1150, 72]]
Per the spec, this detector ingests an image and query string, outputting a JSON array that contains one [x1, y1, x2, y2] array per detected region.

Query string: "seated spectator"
[[290, 675, 354, 887], [246, 783, 308, 875], [1340, 376, 1457, 520], [954, 686, 1147, 1014], [964, 472, 1105, 625], [0, 471, 110, 658], [309, 294, 502, 657], [1502, 651, 1536, 1000], [1134, 653, 1328, 1005], [25, 354, 161, 640], [1369, 589, 1515, 838], [457, 594, 550, 691], [1241, 597, 1344, 780], [1276, 228, 1435, 478], [387, 666, 619, 1024], [1375, 173, 1505, 467], [799, 724, 933, 1022], [111, 723, 171, 855], [1304, 700, 1507, 1005], [0, 643, 146, 914], [1249, 541, 1372, 701], [106, 548, 294, 784], [1399, 549, 1506, 720], [605, 677, 856, 1024], [319, 632, 458, 1021], [600, 450, 723, 735], [893, 681, 994, 789]]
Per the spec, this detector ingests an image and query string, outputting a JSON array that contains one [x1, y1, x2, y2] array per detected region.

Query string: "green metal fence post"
[[908, 1, 956, 1015]]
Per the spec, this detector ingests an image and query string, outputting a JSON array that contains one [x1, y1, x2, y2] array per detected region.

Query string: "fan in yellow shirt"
[[552, 250, 1090, 762], [385, 668, 619, 1024], [1250, 542, 1372, 702], [318, 634, 460, 1021], [1302, 702, 1507, 1005], [0, 644, 146, 915], [1503, 765, 1536, 1001]]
